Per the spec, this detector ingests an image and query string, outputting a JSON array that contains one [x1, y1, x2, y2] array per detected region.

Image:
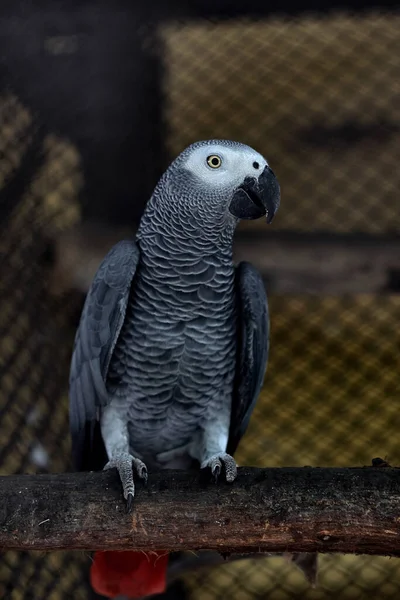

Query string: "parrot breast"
[[106, 236, 238, 463]]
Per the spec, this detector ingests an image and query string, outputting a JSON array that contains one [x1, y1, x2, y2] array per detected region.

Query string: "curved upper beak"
[[228, 165, 280, 223]]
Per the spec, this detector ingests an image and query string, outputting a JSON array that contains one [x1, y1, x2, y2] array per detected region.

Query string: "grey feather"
[[69, 239, 140, 469], [228, 262, 269, 456]]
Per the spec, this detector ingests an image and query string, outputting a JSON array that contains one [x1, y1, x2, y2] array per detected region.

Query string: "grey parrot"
[[69, 139, 280, 510]]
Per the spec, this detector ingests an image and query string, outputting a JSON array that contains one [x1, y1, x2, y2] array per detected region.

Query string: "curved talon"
[[211, 461, 221, 481], [126, 492, 135, 513], [132, 458, 148, 482]]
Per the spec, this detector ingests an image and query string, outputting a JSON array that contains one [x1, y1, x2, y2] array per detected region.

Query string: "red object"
[[90, 550, 169, 599]]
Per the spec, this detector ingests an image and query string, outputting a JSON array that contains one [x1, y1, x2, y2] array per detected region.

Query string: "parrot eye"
[[206, 155, 222, 169]]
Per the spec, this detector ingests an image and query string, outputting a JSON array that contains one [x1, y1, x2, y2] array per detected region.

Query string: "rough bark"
[[1, 465, 400, 555]]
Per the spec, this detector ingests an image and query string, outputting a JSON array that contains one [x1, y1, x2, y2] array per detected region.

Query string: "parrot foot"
[[201, 452, 237, 483], [104, 452, 148, 513]]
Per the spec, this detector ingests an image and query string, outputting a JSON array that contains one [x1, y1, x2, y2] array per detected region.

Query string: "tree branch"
[[1, 466, 400, 555]]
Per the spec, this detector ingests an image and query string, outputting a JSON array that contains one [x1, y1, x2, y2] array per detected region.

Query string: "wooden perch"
[[1, 466, 400, 555]]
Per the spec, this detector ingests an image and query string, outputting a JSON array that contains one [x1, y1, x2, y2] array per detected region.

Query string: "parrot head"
[[150, 140, 280, 227]]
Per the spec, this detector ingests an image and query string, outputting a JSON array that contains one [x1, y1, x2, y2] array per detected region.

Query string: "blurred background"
[[0, 0, 399, 598]]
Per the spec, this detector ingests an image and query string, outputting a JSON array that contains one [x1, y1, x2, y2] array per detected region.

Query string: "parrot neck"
[[136, 204, 236, 294], [137, 223, 235, 268], [137, 196, 237, 259]]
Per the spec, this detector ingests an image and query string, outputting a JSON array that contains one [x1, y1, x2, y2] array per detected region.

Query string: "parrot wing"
[[227, 261, 270, 456], [69, 239, 140, 470]]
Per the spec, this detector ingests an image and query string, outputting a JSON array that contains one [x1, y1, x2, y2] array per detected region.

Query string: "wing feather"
[[69, 239, 140, 469], [228, 261, 270, 455]]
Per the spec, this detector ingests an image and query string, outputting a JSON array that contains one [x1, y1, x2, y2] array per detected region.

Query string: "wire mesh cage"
[[0, 3, 399, 599]]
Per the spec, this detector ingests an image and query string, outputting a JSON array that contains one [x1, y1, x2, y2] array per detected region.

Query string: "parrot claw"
[[136, 462, 148, 483], [126, 492, 135, 513], [202, 452, 237, 483], [212, 462, 221, 482], [104, 452, 148, 512]]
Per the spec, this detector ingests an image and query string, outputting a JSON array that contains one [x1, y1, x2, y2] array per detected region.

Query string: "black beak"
[[228, 165, 280, 223]]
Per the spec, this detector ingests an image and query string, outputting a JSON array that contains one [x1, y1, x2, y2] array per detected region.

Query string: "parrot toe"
[[104, 452, 148, 511], [202, 452, 237, 483], [132, 457, 148, 483]]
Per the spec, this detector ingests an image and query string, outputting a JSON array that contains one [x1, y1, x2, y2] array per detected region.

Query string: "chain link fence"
[[0, 6, 399, 600]]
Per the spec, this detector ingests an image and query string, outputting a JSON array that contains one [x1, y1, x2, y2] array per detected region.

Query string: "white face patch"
[[183, 144, 268, 191]]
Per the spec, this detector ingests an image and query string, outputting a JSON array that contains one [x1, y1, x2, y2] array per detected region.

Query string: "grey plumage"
[[69, 239, 140, 470], [69, 139, 280, 504], [228, 261, 269, 456]]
